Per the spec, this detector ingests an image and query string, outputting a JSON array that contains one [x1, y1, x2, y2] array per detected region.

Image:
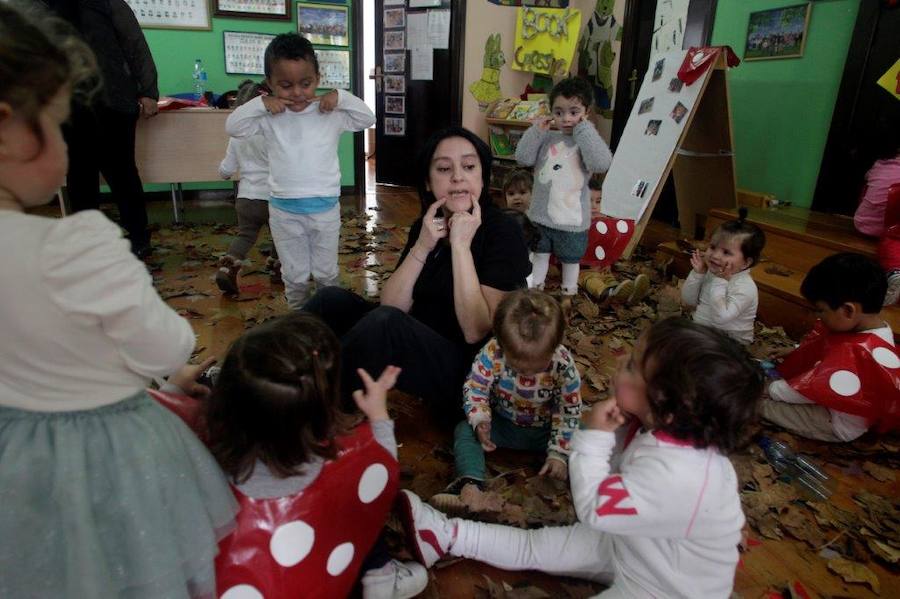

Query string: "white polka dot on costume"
[[616, 220, 629, 234], [270, 520, 315, 567], [596, 221, 608, 234], [829, 370, 861, 397], [221, 585, 264, 599], [326, 542, 355, 576], [872, 347, 900, 369], [595, 246, 606, 260], [357, 463, 389, 504]]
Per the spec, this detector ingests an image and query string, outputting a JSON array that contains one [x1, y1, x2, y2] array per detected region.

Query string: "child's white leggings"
[[269, 204, 341, 309], [451, 520, 620, 591]]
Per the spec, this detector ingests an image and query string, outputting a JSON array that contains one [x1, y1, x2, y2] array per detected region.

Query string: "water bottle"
[[758, 436, 833, 501], [192, 58, 207, 102]]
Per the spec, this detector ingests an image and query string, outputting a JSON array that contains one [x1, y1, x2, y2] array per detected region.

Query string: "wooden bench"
[[656, 206, 899, 341]]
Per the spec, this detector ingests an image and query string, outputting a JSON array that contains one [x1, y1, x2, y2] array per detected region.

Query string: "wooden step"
[[658, 241, 900, 341], [704, 207, 878, 275]]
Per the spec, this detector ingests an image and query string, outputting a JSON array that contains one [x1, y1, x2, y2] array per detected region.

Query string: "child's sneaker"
[[266, 255, 283, 285], [428, 477, 483, 515], [885, 270, 900, 306], [397, 490, 455, 568], [361, 559, 428, 599], [628, 273, 651, 305], [216, 255, 242, 295]]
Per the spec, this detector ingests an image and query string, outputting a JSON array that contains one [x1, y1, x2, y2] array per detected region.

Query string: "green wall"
[[711, 0, 859, 208], [138, 4, 355, 191]]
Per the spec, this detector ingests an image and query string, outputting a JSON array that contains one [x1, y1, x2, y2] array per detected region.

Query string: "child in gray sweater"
[[516, 77, 612, 310]]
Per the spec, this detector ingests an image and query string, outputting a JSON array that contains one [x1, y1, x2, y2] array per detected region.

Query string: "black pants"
[[303, 286, 470, 422], [64, 104, 150, 249]]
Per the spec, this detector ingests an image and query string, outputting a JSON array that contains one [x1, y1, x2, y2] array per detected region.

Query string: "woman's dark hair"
[[416, 127, 494, 213], [800, 252, 887, 314], [502, 168, 533, 195], [0, 1, 96, 147], [549, 76, 594, 110], [205, 312, 345, 483], [264, 32, 319, 79], [711, 207, 766, 267], [640, 318, 764, 453], [494, 289, 564, 361]]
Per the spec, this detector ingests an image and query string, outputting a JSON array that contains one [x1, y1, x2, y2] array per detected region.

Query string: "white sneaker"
[[361, 559, 428, 599], [398, 489, 455, 568]]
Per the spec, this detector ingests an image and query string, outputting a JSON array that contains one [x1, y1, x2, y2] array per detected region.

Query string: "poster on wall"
[[123, 0, 211, 30], [385, 95, 405, 115], [512, 6, 582, 76], [215, 0, 289, 20], [384, 53, 406, 74], [385, 117, 406, 136], [297, 2, 349, 46], [317, 49, 351, 90], [224, 31, 275, 75], [601, 49, 709, 222], [744, 3, 811, 61]]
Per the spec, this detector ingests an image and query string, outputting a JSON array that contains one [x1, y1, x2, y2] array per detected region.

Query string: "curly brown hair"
[[494, 289, 564, 361], [205, 313, 348, 483], [0, 1, 96, 147], [640, 318, 764, 453]]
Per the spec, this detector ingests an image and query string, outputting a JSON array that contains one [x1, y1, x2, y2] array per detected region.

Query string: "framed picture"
[[384, 8, 406, 29], [385, 95, 406, 115], [384, 30, 405, 51], [384, 75, 406, 94], [123, 0, 212, 30], [384, 52, 406, 74], [384, 0, 405, 5], [297, 2, 349, 47], [385, 116, 406, 136], [224, 31, 275, 75], [215, 0, 289, 20], [317, 49, 351, 90], [744, 3, 811, 61]]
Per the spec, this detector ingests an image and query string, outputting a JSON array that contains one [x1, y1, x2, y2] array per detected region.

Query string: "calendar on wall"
[[123, 0, 211, 30], [317, 50, 351, 90], [223, 31, 275, 75]]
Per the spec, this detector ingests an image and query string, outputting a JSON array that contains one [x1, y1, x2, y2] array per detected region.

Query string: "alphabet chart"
[[224, 31, 274, 75], [123, 0, 211, 30], [317, 50, 352, 90]]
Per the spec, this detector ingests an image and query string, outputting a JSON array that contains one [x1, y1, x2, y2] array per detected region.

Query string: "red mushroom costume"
[[581, 216, 635, 268], [147, 390, 400, 599], [777, 322, 900, 433]]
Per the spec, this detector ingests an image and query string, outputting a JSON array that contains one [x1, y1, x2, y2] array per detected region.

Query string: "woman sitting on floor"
[[304, 127, 532, 420]]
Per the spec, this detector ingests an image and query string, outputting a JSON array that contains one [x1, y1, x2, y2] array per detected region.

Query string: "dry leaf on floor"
[[460, 484, 506, 513], [862, 461, 896, 482], [867, 538, 900, 564], [826, 558, 880, 594], [506, 584, 552, 598]]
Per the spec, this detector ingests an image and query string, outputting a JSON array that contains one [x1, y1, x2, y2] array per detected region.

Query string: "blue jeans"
[[453, 415, 550, 481]]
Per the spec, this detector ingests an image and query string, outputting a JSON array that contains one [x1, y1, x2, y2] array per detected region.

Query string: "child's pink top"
[[854, 156, 900, 237]]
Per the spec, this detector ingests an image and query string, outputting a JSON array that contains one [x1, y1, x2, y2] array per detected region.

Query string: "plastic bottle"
[[192, 58, 207, 102], [758, 436, 833, 501]]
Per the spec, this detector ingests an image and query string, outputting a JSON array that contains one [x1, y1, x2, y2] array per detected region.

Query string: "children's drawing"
[[539, 141, 586, 227], [577, 0, 622, 116], [469, 33, 505, 111]]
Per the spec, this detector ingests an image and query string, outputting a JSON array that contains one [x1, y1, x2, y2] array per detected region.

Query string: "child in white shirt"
[[682, 208, 766, 343], [226, 33, 375, 308], [399, 318, 764, 598]]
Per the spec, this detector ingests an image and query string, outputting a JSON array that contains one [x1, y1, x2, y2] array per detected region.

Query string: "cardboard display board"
[[601, 49, 736, 257]]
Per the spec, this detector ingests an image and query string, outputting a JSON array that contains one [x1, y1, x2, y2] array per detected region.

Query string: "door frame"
[[350, 0, 365, 200]]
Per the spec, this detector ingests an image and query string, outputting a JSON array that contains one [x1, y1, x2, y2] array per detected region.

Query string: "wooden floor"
[[51, 162, 898, 598]]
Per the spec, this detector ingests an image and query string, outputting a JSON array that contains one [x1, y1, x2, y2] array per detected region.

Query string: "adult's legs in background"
[[63, 103, 103, 213]]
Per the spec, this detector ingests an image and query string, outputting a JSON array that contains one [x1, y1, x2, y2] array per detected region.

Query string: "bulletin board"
[[601, 49, 737, 256], [123, 0, 212, 30]]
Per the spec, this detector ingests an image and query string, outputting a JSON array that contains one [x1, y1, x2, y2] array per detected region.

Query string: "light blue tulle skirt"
[[0, 392, 239, 598]]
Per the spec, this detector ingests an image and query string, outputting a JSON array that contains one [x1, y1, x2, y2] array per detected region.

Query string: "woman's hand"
[[448, 199, 481, 249], [138, 97, 158, 119], [413, 198, 449, 253]]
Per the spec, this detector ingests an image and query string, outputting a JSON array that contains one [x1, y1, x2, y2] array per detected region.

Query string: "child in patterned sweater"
[[431, 290, 582, 512]]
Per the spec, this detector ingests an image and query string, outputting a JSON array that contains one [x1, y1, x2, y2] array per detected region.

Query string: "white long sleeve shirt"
[[681, 269, 758, 343], [0, 211, 194, 411], [569, 428, 744, 599], [225, 91, 375, 199], [219, 135, 269, 200]]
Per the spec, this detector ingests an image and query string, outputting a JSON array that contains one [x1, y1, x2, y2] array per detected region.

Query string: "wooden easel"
[[618, 52, 737, 257]]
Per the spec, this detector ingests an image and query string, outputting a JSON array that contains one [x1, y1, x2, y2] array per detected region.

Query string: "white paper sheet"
[[427, 9, 450, 50], [411, 47, 434, 80], [406, 12, 429, 50]]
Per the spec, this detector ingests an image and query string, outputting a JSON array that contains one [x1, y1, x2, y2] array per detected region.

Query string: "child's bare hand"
[[713, 261, 735, 280], [317, 89, 339, 113], [475, 422, 496, 451], [167, 356, 217, 398], [585, 398, 626, 432], [690, 249, 707, 274], [352, 365, 401, 421], [262, 96, 291, 114], [539, 456, 568, 480], [535, 116, 554, 131]]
